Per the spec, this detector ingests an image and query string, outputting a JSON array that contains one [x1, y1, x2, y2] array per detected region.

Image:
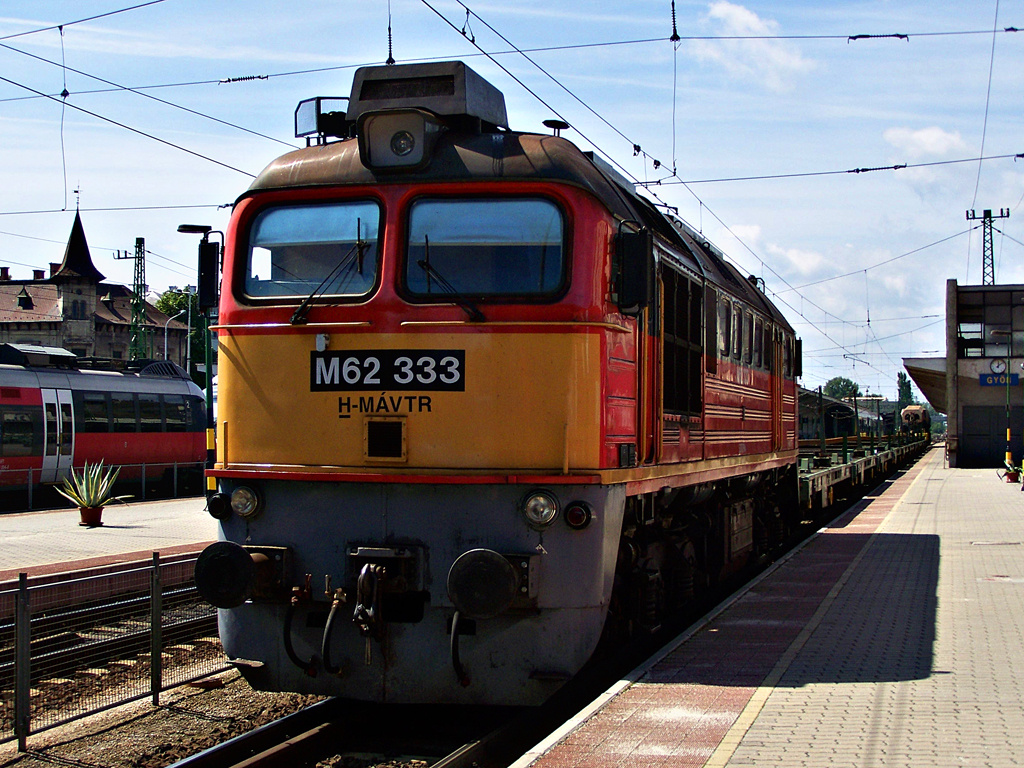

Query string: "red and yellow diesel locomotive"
[[194, 61, 800, 705]]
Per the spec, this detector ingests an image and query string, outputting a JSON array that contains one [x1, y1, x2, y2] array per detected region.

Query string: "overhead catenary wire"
[[780, 227, 979, 293], [2, 6, 1010, 391], [0, 72, 256, 178], [970, 0, 1002, 210], [0, 41, 298, 150], [0, 0, 168, 41], [417, 0, 942, 388]]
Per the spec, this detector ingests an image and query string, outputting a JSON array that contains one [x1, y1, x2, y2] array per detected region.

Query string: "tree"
[[156, 289, 207, 385], [823, 376, 861, 400], [897, 371, 914, 408]]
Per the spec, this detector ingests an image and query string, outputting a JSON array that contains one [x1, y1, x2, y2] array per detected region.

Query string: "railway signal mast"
[[966, 208, 1010, 285], [114, 237, 151, 359]]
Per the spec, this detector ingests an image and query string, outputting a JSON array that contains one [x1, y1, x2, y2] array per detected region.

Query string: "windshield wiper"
[[290, 223, 368, 325], [417, 236, 485, 322]]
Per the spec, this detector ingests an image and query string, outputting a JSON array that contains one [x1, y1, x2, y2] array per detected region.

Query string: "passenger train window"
[[81, 392, 109, 433], [245, 200, 381, 300], [1, 408, 39, 457], [44, 403, 57, 456], [139, 394, 162, 433], [165, 395, 187, 432], [112, 393, 136, 432], [60, 403, 72, 453], [404, 198, 565, 298]]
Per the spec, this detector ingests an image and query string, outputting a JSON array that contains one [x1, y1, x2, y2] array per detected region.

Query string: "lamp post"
[[163, 309, 186, 361], [991, 329, 1014, 474], [177, 224, 220, 498]]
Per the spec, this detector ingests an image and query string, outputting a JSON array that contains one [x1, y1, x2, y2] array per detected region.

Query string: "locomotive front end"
[[194, 62, 632, 705]]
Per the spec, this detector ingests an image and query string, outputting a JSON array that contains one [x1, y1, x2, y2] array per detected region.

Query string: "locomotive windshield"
[[404, 198, 565, 298], [245, 201, 381, 299]]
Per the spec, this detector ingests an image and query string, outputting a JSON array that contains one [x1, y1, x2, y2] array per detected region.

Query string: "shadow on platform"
[[648, 533, 938, 688]]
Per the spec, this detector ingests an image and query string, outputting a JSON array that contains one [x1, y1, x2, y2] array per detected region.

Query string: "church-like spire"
[[53, 210, 106, 282]]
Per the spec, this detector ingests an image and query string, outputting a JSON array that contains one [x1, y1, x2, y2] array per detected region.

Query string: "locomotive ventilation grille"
[[364, 417, 407, 462]]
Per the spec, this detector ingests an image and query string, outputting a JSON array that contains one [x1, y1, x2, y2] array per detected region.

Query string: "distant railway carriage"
[[901, 404, 931, 434], [194, 61, 802, 706], [0, 343, 206, 492]]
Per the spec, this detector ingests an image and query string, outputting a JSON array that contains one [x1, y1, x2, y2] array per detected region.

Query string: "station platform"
[[516, 445, 1024, 767], [0, 496, 216, 582]]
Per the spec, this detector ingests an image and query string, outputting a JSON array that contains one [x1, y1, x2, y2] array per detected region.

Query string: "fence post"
[[173, 462, 179, 498], [26, 469, 33, 511], [141, 463, 147, 501], [150, 552, 162, 705], [15, 573, 31, 752]]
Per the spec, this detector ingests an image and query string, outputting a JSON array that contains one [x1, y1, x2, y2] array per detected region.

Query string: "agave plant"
[[55, 461, 132, 509]]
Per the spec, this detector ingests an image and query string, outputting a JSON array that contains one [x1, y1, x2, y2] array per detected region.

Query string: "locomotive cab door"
[[40, 388, 74, 483]]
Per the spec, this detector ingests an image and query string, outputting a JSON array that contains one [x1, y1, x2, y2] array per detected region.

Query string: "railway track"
[[173, 697, 523, 768], [0, 586, 216, 688]]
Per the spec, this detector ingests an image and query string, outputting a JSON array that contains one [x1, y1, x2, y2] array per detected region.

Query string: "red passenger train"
[[0, 343, 207, 496], [193, 61, 801, 705]]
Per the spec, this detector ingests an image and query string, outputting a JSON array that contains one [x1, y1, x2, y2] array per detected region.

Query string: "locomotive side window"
[[662, 267, 704, 415], [718, 296, 730, 357], [753, 317, 763, 368], [1, 408, 40, 457], [245, 201, 381, 299], [732, 304, 742, 359], [404, 198, 564, 298], [743, 311, 753, 365]]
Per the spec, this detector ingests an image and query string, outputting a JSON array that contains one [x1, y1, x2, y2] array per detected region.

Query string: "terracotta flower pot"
[[78, 506, 104, 527]]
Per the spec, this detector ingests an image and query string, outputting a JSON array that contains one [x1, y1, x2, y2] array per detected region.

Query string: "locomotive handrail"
[[210, 321, 373, 331], [398, 319, 631, 332]]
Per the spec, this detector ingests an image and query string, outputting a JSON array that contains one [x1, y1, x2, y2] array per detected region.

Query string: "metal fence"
[[0, 552, 228, 751], [0, 461, 204, 511]]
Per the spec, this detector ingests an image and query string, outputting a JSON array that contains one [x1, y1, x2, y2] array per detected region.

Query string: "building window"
[[957, 289, 1024, 358]]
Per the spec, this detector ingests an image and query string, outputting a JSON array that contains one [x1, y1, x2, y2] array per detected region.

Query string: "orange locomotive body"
[[194, 61, 800, 705]]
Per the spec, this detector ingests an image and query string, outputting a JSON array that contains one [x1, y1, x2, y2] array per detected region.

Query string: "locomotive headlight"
[[390, 130, 415, 156], [230, 486, 262, 520], [521, 490, 559, 529]]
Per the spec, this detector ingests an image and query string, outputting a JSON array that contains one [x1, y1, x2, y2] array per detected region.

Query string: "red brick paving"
[[526, 448, 934, 768]]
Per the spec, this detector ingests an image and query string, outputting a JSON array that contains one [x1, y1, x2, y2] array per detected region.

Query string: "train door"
[[40, 389, 74, 483]]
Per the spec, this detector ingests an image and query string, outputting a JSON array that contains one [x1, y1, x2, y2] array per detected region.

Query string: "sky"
[[1, 0, 1022, 401]]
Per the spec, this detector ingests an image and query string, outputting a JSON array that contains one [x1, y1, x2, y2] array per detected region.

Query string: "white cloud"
[[766, 243, 826, 277], [689, 2, 815, 92], [882, 126, 967, 159]]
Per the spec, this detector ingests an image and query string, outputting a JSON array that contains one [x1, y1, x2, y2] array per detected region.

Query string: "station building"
[[0, 212, 189, 365], [904, 279, 1024, 468]]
